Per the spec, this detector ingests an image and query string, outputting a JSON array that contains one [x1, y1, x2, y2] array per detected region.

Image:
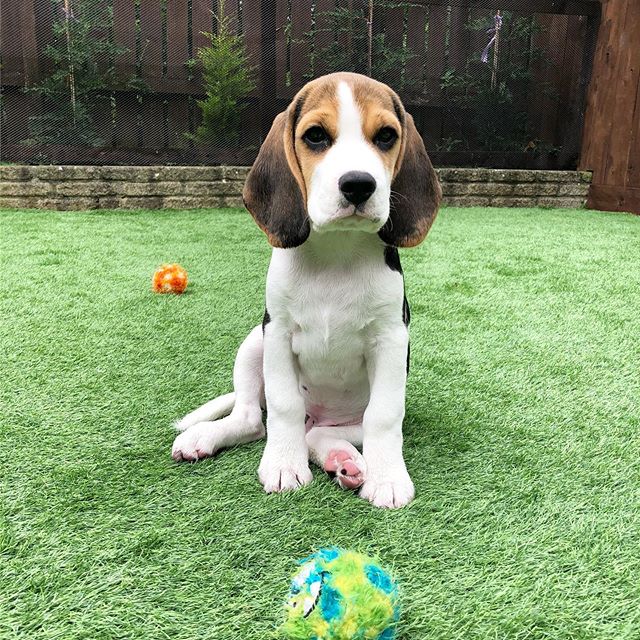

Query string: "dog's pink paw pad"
[[324, 449, 365, 490]]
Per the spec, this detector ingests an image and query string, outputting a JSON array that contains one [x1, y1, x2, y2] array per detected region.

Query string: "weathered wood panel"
[[140, 1, 165, 83], [580, 0, 640, 214], [166, 0, 191, 83], [113, 0, 137, 82], [1, 0, 39, 85], [0, 0, 600, 167]]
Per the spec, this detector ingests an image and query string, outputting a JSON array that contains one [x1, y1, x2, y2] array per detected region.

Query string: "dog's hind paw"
[[171, 422, 219, 462], [324, 447, 366, 490]]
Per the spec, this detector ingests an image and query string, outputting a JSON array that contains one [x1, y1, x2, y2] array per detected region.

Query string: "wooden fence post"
[[580, 0, 640, 214], [260, 0, 278, 142]]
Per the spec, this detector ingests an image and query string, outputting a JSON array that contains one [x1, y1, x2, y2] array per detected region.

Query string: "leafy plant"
[[189, 1, 255, 145], [440, 12, 556, 153], [23, 0, 142, 146], [305, 1, 417, 88]]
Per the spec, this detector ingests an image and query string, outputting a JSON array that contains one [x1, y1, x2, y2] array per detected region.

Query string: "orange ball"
[[152, 263, 188, 294]]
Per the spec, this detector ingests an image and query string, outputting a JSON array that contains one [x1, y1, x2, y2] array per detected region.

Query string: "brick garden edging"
[[0, 165, 591, 211]]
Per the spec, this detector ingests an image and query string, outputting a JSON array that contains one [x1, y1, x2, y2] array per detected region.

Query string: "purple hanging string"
[[61, 6, 76, 21], [481, 13, 503, 63]]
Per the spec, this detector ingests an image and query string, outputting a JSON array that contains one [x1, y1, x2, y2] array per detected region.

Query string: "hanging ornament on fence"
[[481, 10, 503, 90], [481, 11, 503, 63]]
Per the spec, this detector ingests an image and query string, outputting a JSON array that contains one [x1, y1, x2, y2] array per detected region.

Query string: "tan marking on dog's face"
[[294, 88, 340, 191], [290, 74, 404, 200]]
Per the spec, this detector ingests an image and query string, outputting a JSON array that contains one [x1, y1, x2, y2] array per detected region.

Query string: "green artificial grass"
[[1, 205, 639, 639]]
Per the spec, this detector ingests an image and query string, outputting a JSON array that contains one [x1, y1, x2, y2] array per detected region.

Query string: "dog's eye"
[[374, 127, 398, 151], [302, 126, 331, 151]]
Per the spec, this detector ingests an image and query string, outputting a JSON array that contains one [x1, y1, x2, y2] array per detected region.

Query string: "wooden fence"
[[580, 0, 640, 214], [0, 0, 600, 167]]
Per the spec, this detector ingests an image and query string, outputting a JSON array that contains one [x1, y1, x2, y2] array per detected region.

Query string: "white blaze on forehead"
[[336, 81, 365, 142]]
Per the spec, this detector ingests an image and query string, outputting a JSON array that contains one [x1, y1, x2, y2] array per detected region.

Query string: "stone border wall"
[[0, 166, 591, 211]]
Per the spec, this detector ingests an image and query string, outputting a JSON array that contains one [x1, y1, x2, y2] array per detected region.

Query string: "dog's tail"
[[174, 392, 236, 432]]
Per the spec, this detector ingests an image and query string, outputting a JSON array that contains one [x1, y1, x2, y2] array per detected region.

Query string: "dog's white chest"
[[266, 242, 404, 418], [290, 303, 367, 381]]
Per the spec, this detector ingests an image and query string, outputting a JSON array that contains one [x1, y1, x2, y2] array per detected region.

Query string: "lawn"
[[1, 205, 639, 640]]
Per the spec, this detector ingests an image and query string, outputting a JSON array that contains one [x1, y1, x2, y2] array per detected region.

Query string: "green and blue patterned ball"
[[282, 548, 400, 640]]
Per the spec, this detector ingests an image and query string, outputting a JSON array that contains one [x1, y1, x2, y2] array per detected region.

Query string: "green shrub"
[[306, 1, 415, 88], [190, 3, 255, 145], [23, 0, 142, 146]]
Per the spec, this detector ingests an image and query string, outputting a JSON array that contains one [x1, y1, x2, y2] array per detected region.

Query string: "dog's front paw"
[[258, 447, 312, 493], [360, 466, 415, 509]]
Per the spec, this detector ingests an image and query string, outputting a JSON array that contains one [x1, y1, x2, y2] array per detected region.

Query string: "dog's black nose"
[[339, 171, 377, 205]]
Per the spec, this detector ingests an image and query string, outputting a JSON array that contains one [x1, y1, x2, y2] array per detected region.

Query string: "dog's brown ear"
[[378, 113, 441, 248], [243, 109, 310, 248]]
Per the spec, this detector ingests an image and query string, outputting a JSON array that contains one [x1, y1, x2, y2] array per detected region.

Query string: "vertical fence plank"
[[33, 0, 56, 79], [192, 0, 215, 54], [222, 0, 240, 34], [420, 5, 447, 145], [140, 94, 170, 148], [381, 2, 403, 50], [289, 1, 313, 93], [1, 0, 39, 85], [113, 92, 140, 147], [554, 15, 588, 161], [140, 1, 164, 83], [167, 94, 192, 148], [113, 0, 141, 148], [425, 5, 446, 98], [603, 2, 640, 187], [528, 14, 568, 147], [274, 0, 289, 98], [334, 0, 353, 69], [242, 0, 262, 97], [113, 0, 137, 81], [166, 0, 190, 85], [314, 0, 337, 77], [405, 5, 428, 95], [448, 7, 470, 73], [0, 1, 24, 84], [261, 0, 279, 138], [379, 2, 404, 88], [1, 89, 36, 146]]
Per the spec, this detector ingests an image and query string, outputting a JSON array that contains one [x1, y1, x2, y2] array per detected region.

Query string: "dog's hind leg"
[[172, 325, 265, 462], [306, 425, 366, 490], [174, 393, 236, 432]]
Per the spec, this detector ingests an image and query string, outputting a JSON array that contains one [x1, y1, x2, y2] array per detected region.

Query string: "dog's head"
[[243, 72, 441, 248]]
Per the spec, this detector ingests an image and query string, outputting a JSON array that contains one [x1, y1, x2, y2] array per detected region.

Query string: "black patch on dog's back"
[[384, 246, 403, 274], [384, 245, 410, 373], [403, 296, 411, 374]]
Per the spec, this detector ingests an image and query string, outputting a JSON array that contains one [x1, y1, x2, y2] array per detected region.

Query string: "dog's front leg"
[[360, 326, 415, 509], [258, 320, 312, 492]]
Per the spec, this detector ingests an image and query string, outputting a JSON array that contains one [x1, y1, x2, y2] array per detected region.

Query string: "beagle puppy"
[[172, 72, 441, 508]]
